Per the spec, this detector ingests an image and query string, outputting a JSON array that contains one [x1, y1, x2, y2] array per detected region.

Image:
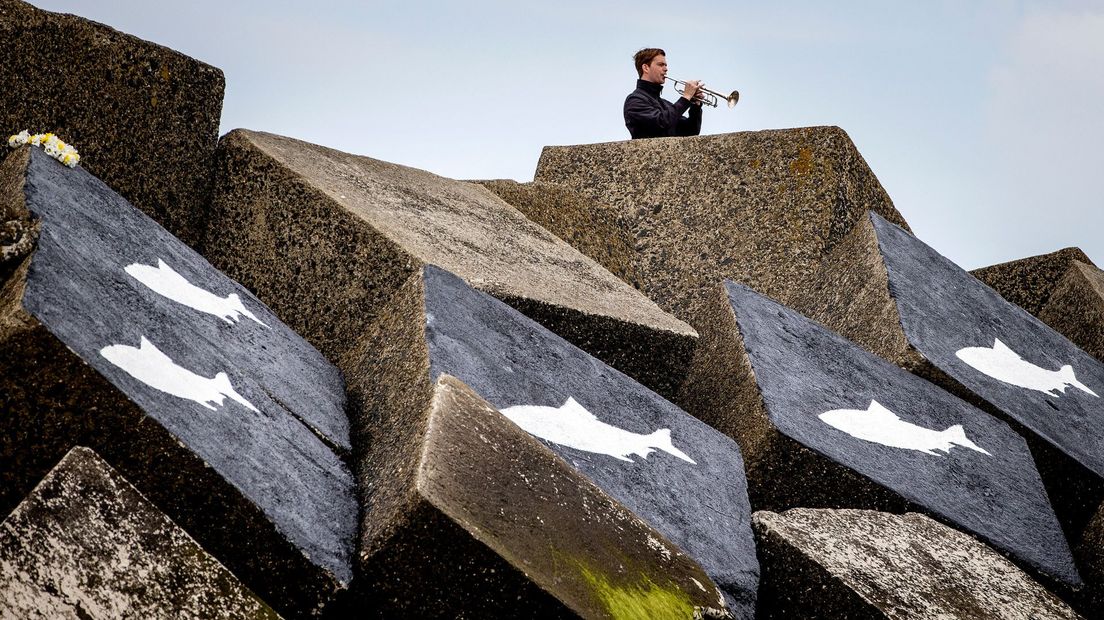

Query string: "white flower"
[[28, 134, 41, 146], [7, 130, 29, 148]]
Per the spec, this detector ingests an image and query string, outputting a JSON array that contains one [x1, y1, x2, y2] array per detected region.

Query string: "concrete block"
[[354, 373, 730, 619], [971, 247, 1094, 317], [0, 446, 280, 619], [533, 128, 909, 332], [0, 147, 354, 617], [346, 265, 757, 616], [754, 508, 1080, 619], [0, 0, 224, 246], [794, 212, 1104, 541], [682, 279, 1078, 587], [1038, 261, 1104, 364]]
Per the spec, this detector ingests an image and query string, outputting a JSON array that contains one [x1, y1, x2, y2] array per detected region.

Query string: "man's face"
[[641, 55, 667, 84]]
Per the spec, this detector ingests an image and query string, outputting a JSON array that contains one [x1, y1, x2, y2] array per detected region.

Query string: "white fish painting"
[[500, 397, 696, 464], [955, 338, 1098, 398], [819, 400, 991, 457], [125, 259, 267, 327], [100, 336, 259, 412]]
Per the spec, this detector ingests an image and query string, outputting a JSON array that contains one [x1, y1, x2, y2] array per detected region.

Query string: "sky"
[[28, 0, 1104, 270]]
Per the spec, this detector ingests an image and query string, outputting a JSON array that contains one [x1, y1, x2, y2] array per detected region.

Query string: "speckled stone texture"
[[0, 447, 281, 620], [474, 179, 644, 290], [0, 147, 354, 618], [203, 129, 696, 400], [753, 509, 1081, 620], [683, 279, 1077, 589], [533, 128, 908, 331], [0, 0, 224, 247], [349, 372, 730, 619], [1039, 261, 1104, 363], [793, 212, 1104, 544], [971, 247, 1095, 317]]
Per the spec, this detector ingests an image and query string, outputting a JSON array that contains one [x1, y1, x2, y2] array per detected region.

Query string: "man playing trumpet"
[[624, 48, 703, 139]]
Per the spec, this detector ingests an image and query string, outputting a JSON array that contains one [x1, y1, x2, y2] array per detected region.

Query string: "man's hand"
[[681, 79, 702, 102]]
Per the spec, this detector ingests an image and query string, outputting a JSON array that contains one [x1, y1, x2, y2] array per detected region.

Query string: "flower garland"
[[7, 130, 80, 168]]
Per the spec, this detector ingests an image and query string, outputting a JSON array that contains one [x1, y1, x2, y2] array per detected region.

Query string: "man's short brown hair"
[[634, 48, 665, 78]]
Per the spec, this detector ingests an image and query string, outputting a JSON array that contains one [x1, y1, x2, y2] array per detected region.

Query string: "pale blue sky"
[[30, 1, 1104, 270]]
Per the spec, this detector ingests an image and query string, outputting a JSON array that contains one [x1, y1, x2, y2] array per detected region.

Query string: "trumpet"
[[667, 76, 739, 108]]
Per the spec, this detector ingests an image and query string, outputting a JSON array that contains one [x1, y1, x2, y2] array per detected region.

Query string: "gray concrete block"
[[754, 508, 1081, 619], [0, 446, 281, 619], [0, 147, 354, 617]]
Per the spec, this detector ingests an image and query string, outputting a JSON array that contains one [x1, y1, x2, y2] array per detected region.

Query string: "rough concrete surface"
[[0, 0, 224, 247], [1039, 261, 1104, 363], [0, 447, 281, 620], [753, 508, 1081, 620], [475, 179, 644, 290], [971, 247, 1094, 317], [344, 264, 755, 616], [798, 211, 1104, 544], [0, 147, 354, 617], [692, 279, 1077, 588], [203, 128, 696, 400], [533, 127, 909, 333], [351, 373, 730, 619]]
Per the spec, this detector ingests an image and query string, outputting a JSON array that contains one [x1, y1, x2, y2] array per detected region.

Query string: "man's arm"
[[677, 102, 703, 137], [625, 93, 692, 137]]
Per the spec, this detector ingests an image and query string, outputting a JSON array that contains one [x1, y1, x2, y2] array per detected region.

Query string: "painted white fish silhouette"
[[100, 336, 259, 412], [125, 259, 267, 327], [500, 397, 696, 464], [819, 400, 990, 457], [955, 338, 1098, 398]]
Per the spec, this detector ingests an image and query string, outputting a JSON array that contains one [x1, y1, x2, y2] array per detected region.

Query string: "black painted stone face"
[[17, 148, 355, 585], [420, 265, 759, 616], [870, 211, 1104, 481], [726, 280, 1079, 586]]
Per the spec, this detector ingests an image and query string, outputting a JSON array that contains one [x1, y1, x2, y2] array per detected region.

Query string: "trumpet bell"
[[727, 91, 739, 108]]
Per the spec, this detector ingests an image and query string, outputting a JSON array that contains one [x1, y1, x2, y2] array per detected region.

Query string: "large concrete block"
[[753, 508, 1080, 619], [0, 0, 224, 246], [352, 373, 730, 619], [795, 211, 1104, 540], [533, 128, 909, 330], [475, 179, 644, 290], [346, 265, 757, 616], [971, 247, 1094, 317], [681, 279, 1077, 587], [204, 129, 695, 399], [0, 446, 281, 619], [0, 147, 354, 617]]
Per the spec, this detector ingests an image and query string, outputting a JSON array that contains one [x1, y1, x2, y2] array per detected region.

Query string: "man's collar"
[[637, 79, 664, 97]]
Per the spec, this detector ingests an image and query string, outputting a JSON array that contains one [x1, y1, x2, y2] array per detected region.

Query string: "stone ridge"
[[0, 446, 282, 620], [238, 129, 690, 337], [534, 126, 909, 327], [971, 247, 1095, 316], [0, 0, 224, 248]]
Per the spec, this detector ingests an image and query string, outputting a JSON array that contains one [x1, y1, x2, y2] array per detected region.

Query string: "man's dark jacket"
[[624, 79, 702, 139]]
